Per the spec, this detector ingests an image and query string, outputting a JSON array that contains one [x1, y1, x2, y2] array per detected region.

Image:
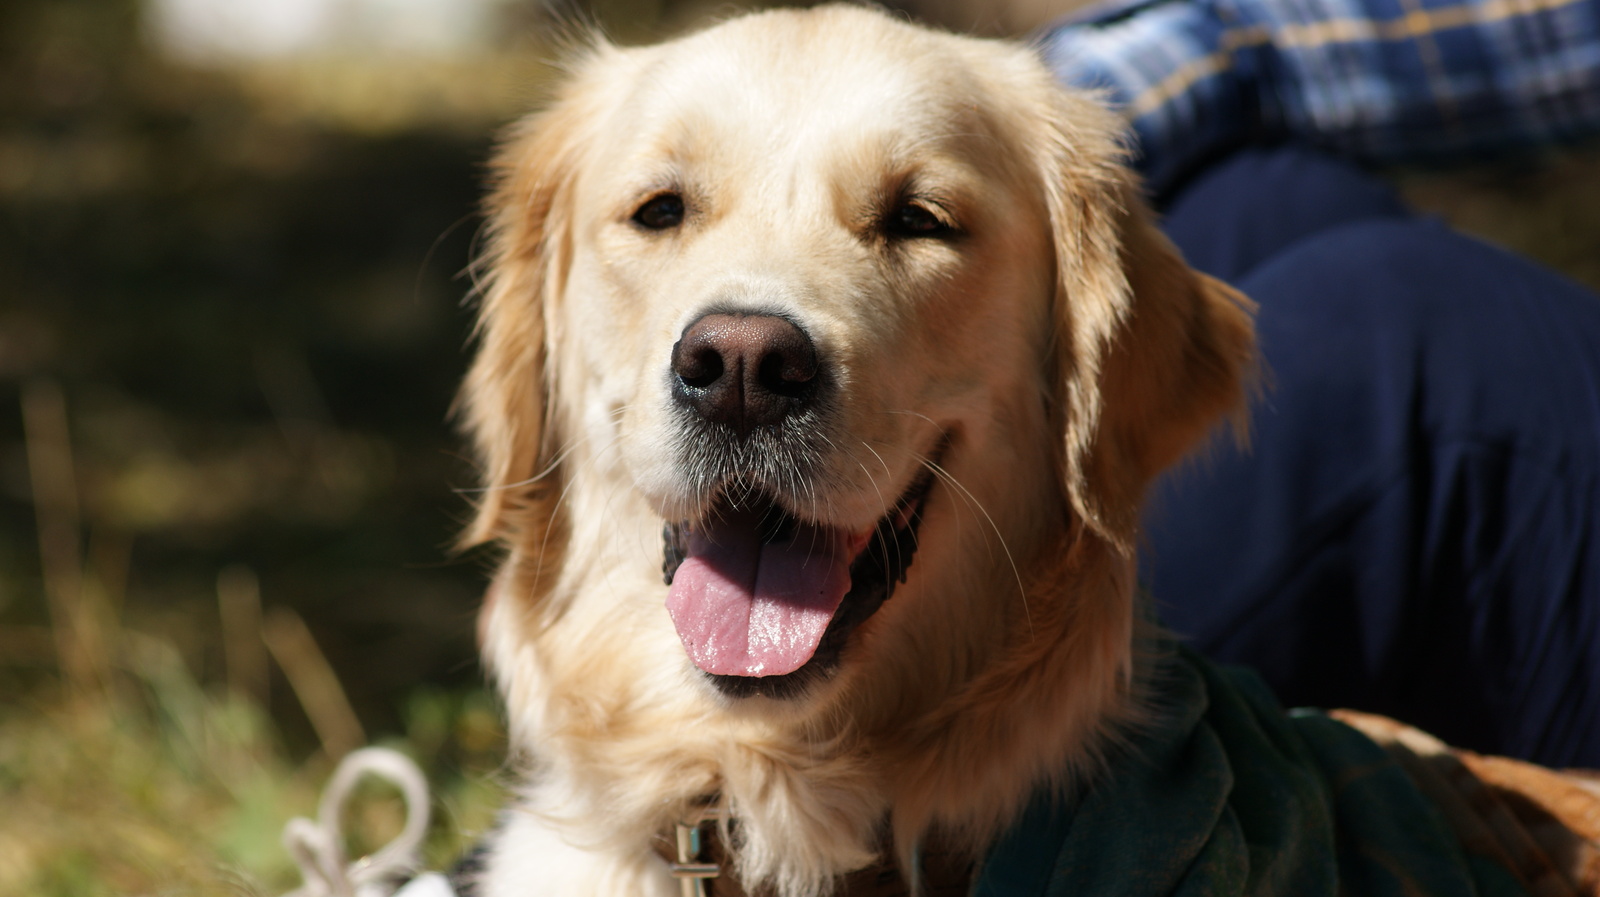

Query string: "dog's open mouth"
[[661, 468, 936, 699]]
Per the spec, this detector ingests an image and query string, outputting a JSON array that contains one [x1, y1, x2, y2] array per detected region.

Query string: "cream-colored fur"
[[458, 6, 1255, 896]]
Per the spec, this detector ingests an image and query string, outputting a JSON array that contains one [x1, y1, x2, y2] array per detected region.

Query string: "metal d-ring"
[[669, 804, 727, 897]]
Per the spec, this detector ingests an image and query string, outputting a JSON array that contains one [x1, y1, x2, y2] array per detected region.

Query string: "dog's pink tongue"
[[666, 508, 860, 678]]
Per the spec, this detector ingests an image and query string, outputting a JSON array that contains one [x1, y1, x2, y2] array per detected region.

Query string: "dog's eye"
[[633, 193, 685, 230], [887, 201, 951, 238]]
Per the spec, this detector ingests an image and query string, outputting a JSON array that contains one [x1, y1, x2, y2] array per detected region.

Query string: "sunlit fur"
[[457, 6, 1256, 896]]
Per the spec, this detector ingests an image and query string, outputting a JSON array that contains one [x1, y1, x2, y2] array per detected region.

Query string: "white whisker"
[[457, 421, 605, 495], [875, 411, 1032, 631]]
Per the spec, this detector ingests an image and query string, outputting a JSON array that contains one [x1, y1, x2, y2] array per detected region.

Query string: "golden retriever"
[[457, 5, 1257, 895]]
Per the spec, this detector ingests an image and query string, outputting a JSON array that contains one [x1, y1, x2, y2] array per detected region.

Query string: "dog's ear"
[[1036, 92, 1256, 553], [456, 46, 614, 548]]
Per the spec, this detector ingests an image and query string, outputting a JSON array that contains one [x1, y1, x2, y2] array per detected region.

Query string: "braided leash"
[[281, 747, 443, 897]]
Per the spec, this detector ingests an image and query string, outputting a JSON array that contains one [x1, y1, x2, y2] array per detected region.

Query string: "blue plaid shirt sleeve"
[[1036, 0, 1600, 192]]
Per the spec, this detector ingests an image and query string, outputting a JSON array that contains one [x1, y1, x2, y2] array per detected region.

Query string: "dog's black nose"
[[671, 312, 819, 433]]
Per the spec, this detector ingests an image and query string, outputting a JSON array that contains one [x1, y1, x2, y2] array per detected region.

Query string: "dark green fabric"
[[973, 647, 1528, 896]]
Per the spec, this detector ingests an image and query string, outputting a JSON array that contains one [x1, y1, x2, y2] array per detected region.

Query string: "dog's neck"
[[640, 531, 1142, 897]]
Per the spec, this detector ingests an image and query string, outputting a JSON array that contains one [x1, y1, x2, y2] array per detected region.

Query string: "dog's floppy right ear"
[[1034, 88, 1256, 554], [457, 46, 614, 549]]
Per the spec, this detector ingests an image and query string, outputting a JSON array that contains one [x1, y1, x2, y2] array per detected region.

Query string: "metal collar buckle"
[[669, 804, 726, 897]]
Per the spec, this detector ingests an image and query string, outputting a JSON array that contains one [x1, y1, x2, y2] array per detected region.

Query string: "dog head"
[[460, 4, 1252, 888]]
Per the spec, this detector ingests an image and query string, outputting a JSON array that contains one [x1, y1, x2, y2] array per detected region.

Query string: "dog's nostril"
[[678, 346, 724, 389], [671, 311, 820, 431], [755, 322, 819, 390], [756, 331, 818, 397]]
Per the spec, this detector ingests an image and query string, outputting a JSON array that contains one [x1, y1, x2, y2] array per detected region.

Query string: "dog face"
[[563, 16, 1079, 703], [461, 6, 1253, 893]]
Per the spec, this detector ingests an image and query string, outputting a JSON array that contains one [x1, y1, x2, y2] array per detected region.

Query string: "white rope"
[[282, 747, 434, 897]]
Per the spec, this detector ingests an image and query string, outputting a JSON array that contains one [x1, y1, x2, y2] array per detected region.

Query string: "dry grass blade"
[[20, 379, 107, 694], [263, 607, 366, 761], [219, 565, 270, 705]]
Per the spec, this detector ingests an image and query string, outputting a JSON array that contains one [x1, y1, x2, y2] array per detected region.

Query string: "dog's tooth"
[[662, 522, 689, 585]]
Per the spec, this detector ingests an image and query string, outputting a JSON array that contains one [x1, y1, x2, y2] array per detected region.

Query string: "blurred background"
[[1, 0, 1596, 893], [0, 0, 742, 891]]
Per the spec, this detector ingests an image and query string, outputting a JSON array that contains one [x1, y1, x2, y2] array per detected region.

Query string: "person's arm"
[[1036, 0, 1600, 193]]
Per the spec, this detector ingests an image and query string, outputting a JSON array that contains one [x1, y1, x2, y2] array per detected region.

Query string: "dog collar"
[[653, 800, 975, 897]]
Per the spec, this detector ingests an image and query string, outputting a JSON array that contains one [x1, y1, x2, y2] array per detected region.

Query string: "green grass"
[[0, 633, 506, 896]]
